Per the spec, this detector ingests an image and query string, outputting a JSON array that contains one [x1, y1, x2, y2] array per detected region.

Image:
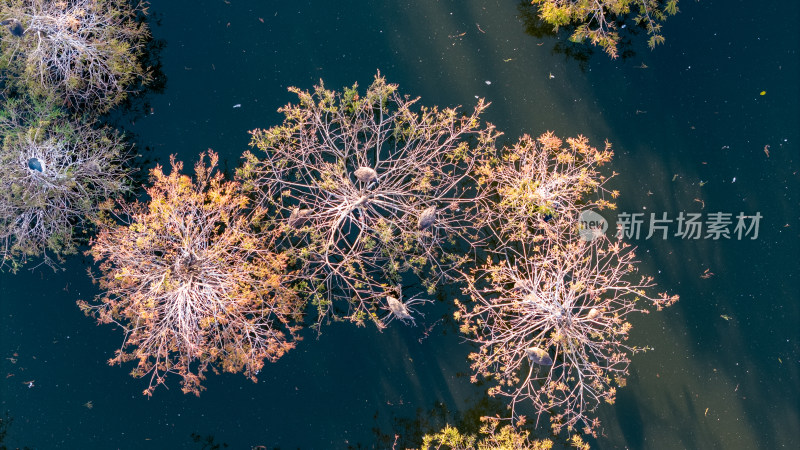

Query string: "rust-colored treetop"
[[241, 72, 499, 330], [459, 235, 677, 434], [80, 152, 303, 396]]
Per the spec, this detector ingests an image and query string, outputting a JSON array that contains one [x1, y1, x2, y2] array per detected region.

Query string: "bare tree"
[[0, 96, 130, 271], [240, 73, 498, 329], [0, 0, 150, 111], [79, 152, 304, 396], [459, 132, 678, 435], [529, 0, 679, 58], [459, 236, 678, 435]]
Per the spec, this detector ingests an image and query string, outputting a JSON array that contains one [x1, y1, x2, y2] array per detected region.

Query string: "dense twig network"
[[241, 73, 498, 329], [460, 132, 678, 434], [459, 236, 677, 434], [80, 152, 303, 396], [0, 0, 150, 111], [0, 97, 130, 271]]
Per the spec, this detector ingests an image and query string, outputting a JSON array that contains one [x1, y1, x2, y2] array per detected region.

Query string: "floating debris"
[[354, 166, 377, 183], [232, 104, 242, 108], [525, 347, 553, 366], [417, 205, 437, 229]]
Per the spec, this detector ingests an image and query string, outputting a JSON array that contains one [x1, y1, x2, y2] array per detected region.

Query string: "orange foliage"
[[79, 152, 303, 396]]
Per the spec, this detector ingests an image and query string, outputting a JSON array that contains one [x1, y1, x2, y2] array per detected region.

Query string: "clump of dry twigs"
[[459, 132, 678, 435], [0, 96, 130, 271]]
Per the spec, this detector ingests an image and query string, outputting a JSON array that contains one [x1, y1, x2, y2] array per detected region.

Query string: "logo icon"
[[579, 210, 608, 241]]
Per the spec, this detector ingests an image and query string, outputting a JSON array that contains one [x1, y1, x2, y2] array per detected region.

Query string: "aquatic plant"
[[0, 0, 150, 111], [241, 73, 498, 329], [0, 96, 130, 271], [79, 152, 303, 396], [530, 0, 679, 58]]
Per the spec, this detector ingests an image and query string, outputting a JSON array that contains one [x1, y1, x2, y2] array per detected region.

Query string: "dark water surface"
[[1, 1, 798, 449]]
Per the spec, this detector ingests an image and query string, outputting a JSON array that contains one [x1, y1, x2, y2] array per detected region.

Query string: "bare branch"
[[241, 73, 499, 329]]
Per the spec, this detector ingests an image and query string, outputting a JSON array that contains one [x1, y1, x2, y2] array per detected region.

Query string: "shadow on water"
[[613, 374, 645, 450], [189, 433, 229, 450], [0, 412, 31, 450]]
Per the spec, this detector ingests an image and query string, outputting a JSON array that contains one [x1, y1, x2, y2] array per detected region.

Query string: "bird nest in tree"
[[0, 97, 130, 271]]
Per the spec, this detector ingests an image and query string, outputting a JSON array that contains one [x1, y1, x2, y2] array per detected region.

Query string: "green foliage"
[[530, 0, 679, 58], [242, 72, 499, 329], [420, 420, 553, 450], [0, 95, 131, 271], [0, 0, 151, 112]]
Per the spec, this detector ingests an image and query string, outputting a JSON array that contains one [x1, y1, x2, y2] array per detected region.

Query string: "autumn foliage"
[[421, 417, 554, 450], [80, 152, 303, 396], [475, 132, 616, 245]]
